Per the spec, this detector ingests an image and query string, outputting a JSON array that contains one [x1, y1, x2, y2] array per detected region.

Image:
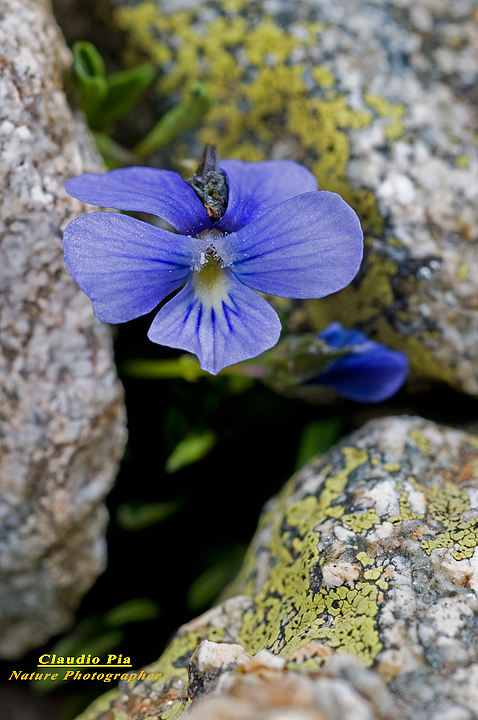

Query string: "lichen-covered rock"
[[99, 0, 478, 395], [0, 0, 127, 659], [76, 416, 478, 720]]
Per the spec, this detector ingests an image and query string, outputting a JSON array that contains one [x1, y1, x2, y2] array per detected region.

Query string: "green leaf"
[[91, 130, 138, 170], [92, 130, 139, 169], [295, 417, 343, 470], [187, 547, 246, 611], [134, 81, 214, 158], [88, 64, 157, 130], [165, 430, 217, 473], [120, 355, 204, 381], [116, 500, 183, 531], [72, 41, 108, 118], [103, 598, 160, 627]]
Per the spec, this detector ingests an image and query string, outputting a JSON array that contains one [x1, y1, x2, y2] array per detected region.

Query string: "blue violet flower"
[[63, 157, 364, 374], [312, 323, 408, 402]]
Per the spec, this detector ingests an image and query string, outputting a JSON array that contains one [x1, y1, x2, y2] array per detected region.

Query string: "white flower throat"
[[191, 228, 233, 308]]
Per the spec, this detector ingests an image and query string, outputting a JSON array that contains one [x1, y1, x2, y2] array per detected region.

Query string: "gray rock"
[[0, 0, 127, 659], [74, 416, 478, 720], [98, 0, 478, 395]]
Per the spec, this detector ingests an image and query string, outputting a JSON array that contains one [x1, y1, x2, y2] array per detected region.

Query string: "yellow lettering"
[[38, 655, 50, 665], [51, 674, 58, 681], [107, 654, 117, 664], [9, 671, 22, 680]]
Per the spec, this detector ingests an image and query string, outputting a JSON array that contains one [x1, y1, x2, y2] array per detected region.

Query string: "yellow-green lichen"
[[421, 482, 478, 560], [286, 656, 323, 672], [457, 263, 470, 281], [357, 552, 375, 567], [342, 508, 382, 532], [364, 567, 383, 581], [383, 462, 401, 472], [388, 480, 424, 525], [454, 153, 470, 168], [311, 65, 335, 88], [235, 447, 386, 666], [364, 93, 406, 141], [409, 429, 433, 456]]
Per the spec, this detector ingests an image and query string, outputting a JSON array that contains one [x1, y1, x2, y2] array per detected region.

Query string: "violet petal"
[[228, 191, 363, 298], [66, 167, 213, 235], [216, 159, 318, 233], [148, 270, 282, 375], [63, 212, 191, 323]]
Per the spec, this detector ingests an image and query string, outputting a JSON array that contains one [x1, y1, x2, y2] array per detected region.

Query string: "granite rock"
[[0, 0, 127, 659], [97, 0, 478, 395], [75, 416, 478, 720]]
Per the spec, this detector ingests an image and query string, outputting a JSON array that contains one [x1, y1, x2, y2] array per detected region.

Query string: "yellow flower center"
[[192, 236, 230, 307]]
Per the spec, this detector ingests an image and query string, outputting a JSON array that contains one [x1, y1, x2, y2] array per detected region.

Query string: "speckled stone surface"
[[0, 0, 127, 659], [76, 416, 478, 720], [99, 0, 478, 395]]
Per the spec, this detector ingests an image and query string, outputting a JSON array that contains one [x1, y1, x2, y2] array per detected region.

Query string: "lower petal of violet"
[[63, 212, 192, 323], [147, 270, 282, 375], [312, 350, 408, 403]]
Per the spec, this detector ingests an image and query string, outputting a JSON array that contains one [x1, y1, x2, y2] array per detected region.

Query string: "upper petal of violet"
[[227, 191, 363, 298], [63, 211, 192, 323], [65, 167, 213, 235], [215, 159, 318, 233]]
